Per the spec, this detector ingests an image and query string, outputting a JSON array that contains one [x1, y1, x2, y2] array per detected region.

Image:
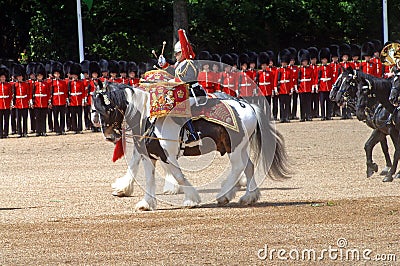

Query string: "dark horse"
[[93, 82, 290, 210], [339, 67, 400, 181]]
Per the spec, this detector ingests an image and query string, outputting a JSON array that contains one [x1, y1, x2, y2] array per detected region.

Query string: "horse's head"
[[355, 78, 376, 121], [336, 67, 358, 106], [93, 82, 130, 143], [389, 73, 400, 106]]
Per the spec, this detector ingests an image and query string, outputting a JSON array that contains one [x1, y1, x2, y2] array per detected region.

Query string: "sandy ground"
[[1, 118, 400, 265]]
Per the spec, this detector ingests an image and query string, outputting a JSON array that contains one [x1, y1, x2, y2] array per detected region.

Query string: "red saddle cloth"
[[191, 96, 239, 132]]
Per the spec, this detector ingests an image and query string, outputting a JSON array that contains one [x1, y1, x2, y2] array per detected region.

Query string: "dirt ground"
[[1, 118, 400, 265]]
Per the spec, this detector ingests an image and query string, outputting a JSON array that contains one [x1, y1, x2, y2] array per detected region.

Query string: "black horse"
[[339, 67, 400, 181]]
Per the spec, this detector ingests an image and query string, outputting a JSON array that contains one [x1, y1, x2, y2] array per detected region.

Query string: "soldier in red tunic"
[[67, 63, 85, 134], [0, 65, 12, 138], [287, 48, 299, 120], [26, 62, 37, 133], [220, 54, 237, 97], [361, 42, 377, 76], [371, 40, 383, 78], [318, 48, 333, 121], [81, 60, 92, 130], [107, 60, 120, 83], [267, 51, 279, 120], [297, 50, 314, 122], [88, 61, 102, 132], [275, 50, 294, 123], [308, 47, 320, 118], [118, 61, 129, 84], [329, 44, 341, 117], [350, 44, 362, 70], [256, 52, 274, 112], [12, 64, 31, 137], [50, 61, 68, 135], [197, 51, 215, 93], [210, 53, 221, 92], [237, 53, 254, 101], [339, 43, 353, 119], [127, 62, 140, 86], [32, 63, 51, 136], [99, 59, 109, 83]]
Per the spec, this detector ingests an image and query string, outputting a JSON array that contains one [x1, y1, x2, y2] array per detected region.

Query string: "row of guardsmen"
[[196, 40, 395, 122], [0, 60, 141, 138]]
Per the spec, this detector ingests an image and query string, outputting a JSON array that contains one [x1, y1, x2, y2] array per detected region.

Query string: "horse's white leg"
[[161, 161, 181, 195], [111, 150, 140, 197], [217, 143, 248, 205], [135, 158, 157, 211], [239, 158, 261, 205], [163, 157, 201, 207]]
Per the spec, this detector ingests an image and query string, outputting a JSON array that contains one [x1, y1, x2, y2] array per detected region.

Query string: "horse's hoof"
[[217, 196, 229, 206], [395, 173, 400, 179], [135, 199, 155, 211], [383, 176, 394, 182], [183, 200, 199, 208], [379, 166, 391, 176], [366, 163, 378, 177]]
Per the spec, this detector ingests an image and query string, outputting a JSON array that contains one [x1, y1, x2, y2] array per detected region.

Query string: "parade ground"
[[1, 118, 400, 265]]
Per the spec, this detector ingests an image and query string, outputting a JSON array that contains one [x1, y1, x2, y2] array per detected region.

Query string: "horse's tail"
[[250, 104, 291, 180]]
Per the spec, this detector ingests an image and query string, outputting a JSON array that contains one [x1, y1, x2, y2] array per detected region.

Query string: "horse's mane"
[[355, 70, 391, 89], [105, 82, 130, 110]]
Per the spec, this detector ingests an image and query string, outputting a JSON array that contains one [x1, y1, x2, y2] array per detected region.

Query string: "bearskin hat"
[[278, 49, 291, 65], [318, 47, 331, 61], [99, 59, 108, 73], [329, 44, 339, 58], [350, 44, 361, 58], [370, 39, 382, 53], [307, 47, 319, 60], [80, 60, 90, 74], [221, 54, 234, 66], [212, 53, 221, 63], [89, 61, 100, 76], [239, 53, 249, 67], [339, 43, 351, 58], [361, 42, 374, 58], [51, 61, 64, 75], [108, 60, 119, 74], [266, 50, 275, 64], [35, 63, 46, 77], [137, 62, 147, 77], [4, 59, 14, 70], [45, 60, 54, 75], [0, 65, 9, 79], [257, 52, 270, 67], [63, 61, 74, 75], [13, 63, 25, 77], [287, 47, 297, 62], [247, 51, 258, 64], [119, 61, 127, 74], [298, 49, 310, 63], [26, 62, 36, 76], [69, 63, 82, 76], [230, 53, 239, 66], [198, 50, 212, 61], [127, 61, 138, 73]]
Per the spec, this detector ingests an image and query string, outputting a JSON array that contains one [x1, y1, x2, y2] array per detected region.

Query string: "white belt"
[[34, 94, 47, 97], [53, 92, 64, 96], [223, 84, 234, 88], [259, 82, 271, 85], [279, 80, 290, 83], [320, 78, 331, 82], [70, 92, 82, 96], [240, 83, 252, 87], [16, 95, 27, 99], [0, 95, 9, 98], [300, 78, 311, 82]]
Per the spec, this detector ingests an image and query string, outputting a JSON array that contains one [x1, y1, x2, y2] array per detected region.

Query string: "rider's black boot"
[[184, 119, 199, 144]]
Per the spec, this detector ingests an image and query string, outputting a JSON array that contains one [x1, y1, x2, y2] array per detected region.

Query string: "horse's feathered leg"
[[161, 161, 181, 195], [111, 149, 141, 196], [239, 156, 261, 205], [135, 158, 157, 211]]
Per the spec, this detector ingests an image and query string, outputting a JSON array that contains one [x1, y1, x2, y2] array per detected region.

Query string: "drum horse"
[[92, 70, 290, 210]]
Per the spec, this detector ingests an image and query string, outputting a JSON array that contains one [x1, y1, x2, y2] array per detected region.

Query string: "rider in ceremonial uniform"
[[220, 54, 237, 97], [157, 29, 205, 143], [50, 61, 68, 135], [297, 49, 314, 122], [361, 42, 377, 76], [67, 63, 85, 134], [318, 48, 333, 120], [275, 50, 293, 123], [197, 51, 215, 93], [0, 65, 12, 138], [256, 52, 274, 109], [339, 43, 352, 119], [308, 47, 320, 118], [12, 64, 31, 137], [32, 63, 50, 136]]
